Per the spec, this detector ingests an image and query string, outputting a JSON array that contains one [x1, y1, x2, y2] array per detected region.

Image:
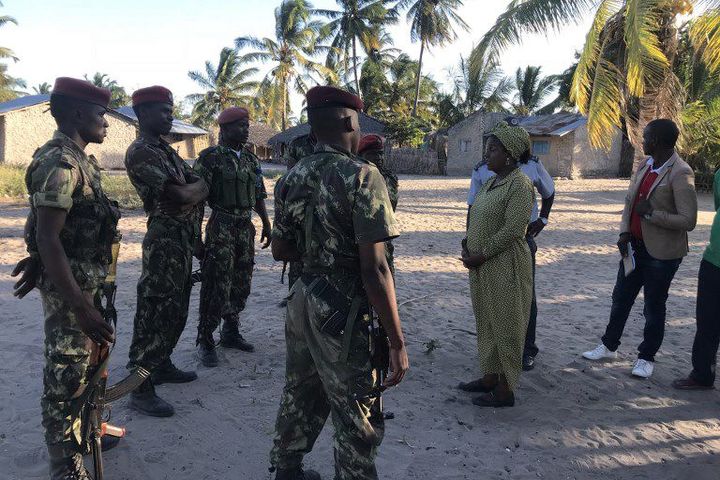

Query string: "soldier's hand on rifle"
[[384, 343, 409, 387], [11, 255, 41, 298], [260, 221, 272, 249], [72, 293, 114, 346]]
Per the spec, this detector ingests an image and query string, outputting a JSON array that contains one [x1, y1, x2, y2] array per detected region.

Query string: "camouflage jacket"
[[366, 153, 398, 212], [272, 144, 399, 276], [194, 145, 267, 220], [25, 131, 120, 291], [284, 134, 316, 169]]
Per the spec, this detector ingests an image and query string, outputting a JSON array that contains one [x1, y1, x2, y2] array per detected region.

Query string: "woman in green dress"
[[459, 121, 535, 407]]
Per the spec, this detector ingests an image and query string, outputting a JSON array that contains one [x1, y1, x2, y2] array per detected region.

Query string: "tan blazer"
[[620, 152, 698, 260]]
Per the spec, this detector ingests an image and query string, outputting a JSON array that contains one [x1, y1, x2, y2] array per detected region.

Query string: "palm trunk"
[[353, 37, 360, 97], [618, 117, 635, 178], [281, 78, 287, 132], [412, 41, 425, 117]]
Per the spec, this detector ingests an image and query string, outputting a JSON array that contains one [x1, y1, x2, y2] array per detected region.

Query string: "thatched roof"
[[268, 112, 386, 145], [248, 122, 278, 146]]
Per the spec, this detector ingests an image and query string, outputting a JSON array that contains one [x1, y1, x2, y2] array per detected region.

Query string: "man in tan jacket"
[[583, 119, 697, 378]]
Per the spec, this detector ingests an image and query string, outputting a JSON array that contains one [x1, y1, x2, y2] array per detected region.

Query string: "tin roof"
[[0, 94, 50, 115], [268, 112, 386, 145], [114, 106, 208, 136], [483, 112, 586, 137]]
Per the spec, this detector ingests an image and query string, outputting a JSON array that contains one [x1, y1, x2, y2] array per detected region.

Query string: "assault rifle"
[[78, 236, 151, 480], [352, 307, 390, 403]]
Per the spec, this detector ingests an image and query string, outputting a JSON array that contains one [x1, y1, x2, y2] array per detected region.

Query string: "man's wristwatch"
[[539, 217, 548, 225]]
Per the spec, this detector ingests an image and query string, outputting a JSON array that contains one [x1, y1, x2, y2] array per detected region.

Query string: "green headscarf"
[[489, 121, 531, 161]]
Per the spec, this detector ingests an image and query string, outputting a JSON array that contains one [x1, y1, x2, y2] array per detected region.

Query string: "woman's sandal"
[[472, 391, 515, 408], [457, 378, 497, 393]]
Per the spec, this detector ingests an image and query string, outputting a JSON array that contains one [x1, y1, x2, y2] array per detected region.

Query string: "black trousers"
[[601, 241, 682, 362], [524, 235, 539, 357], [690, 260, 720, 386]]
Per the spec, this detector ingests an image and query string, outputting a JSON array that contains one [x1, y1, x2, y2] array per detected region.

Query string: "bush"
[[0, 164, 27, 197]]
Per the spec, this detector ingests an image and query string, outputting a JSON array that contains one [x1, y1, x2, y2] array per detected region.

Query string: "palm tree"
[[511, 66, 559, 115], [186, 47, 259, 127], [0, 1, 17, 62], [32, 82, 52, 94], [384, 53, 439, 118], [316, 0, 397, 96], [236, 0, 333, 130], [396, 0, 469, 116], [0, 1, 21, 101], [452, 53, 512, 114], [358, 28, 400, 111], [470, 0, 718, 175], [84, 73, 130, 108]]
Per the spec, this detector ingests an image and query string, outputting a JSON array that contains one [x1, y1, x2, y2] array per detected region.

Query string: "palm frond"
[[585, 57, 623, 150], [689, 11, 720, 73], [623, 0, 670, 97]]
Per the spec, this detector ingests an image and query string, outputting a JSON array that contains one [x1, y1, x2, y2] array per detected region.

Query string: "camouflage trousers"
[[41, 288, 99, 453], [270, 277, 384, 480], [198, 211, 255, 338], [127, 217, 194, 372]]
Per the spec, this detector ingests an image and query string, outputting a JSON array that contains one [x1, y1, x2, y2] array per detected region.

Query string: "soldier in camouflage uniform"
[[358, 134, 399, 275], [194, 107, 272, 367], [24, 78, 117, 480], [124, 86, 209, 417], [269, 86, 409, 480], [281, 132, 316, 288]]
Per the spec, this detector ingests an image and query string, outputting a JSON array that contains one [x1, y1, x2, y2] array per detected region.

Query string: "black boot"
[[151, 359, 198, 384], [275, 466, 322, 480], [197, 334, 219, 368], [220, 319, 255, 352], [48, 445, 91, 480], [128, 379, 175, 417]]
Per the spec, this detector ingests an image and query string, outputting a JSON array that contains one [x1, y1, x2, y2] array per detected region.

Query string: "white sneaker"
[[631, 359, 654, 378], [582, 343, 618, 361]]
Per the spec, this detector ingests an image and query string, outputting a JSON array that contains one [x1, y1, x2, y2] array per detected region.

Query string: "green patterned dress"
[[467, 167, 534, 389]]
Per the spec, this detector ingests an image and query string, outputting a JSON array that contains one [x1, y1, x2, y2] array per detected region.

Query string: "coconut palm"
[[236, 0, 333, 130], [511, 66, 559, 115], [0, 1, 17, 62], [470, 0, 718, 175], [32, 82, 52, 95], [84, 73, 130, 108], [396, 0, 469, 116], [316, 0, 397, 96], [186, 47, 260, 127], [383, 53, 439, 118], [0, 64, 24, 101]]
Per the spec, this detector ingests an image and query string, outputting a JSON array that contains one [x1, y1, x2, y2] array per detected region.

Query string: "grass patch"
[[0, 164, 27, 197], [101, 173, 143, 210], [0, 164, 142, 209]]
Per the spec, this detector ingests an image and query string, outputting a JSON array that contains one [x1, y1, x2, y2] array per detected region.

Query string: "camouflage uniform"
[[282, 134, 316, 288], [270, 144, 399, 479], [193, 145, 267, 339], [26, 131, 120, 455], [125, 136, 201, 373]]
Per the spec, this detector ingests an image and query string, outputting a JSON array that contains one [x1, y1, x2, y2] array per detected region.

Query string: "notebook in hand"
[[623, 243, 636, 277]]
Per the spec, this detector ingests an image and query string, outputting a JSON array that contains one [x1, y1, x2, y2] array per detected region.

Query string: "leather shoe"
[[457, 378, 496, 393], [129, 380, 175, 417], [672, 376, 714, 391]]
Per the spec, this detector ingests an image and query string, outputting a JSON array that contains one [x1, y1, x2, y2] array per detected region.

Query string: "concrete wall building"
[[447, 111, 623, 178], [0, 95, 209, 169]]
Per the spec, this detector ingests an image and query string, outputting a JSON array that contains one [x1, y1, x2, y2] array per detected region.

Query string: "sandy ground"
[[0, 177, 718, 480]]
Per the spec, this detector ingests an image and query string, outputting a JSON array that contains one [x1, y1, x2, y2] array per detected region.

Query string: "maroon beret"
[[218, 107, 249, 125], [52, 77, 111, 108], [132, 86, 173, 107], [358, 134, 385, 154], [306, 86, 364, 111]]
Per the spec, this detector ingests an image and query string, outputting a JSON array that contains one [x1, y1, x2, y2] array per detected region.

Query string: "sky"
[[2, 0, 595, 116]]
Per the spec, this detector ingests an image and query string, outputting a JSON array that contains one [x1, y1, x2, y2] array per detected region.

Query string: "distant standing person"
[[358, 134, 399, 274], [467, 137, 555, 371], [194, 107, 271, 367], [437, 133, 448, 176], [459, 121, 534, 407], [582, 119, 697, 379], [124, 86, 209, 417], [673, 167, 720, 390]]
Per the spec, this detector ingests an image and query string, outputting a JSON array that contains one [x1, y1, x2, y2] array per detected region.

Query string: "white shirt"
[[467, 158, 555, 222]]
